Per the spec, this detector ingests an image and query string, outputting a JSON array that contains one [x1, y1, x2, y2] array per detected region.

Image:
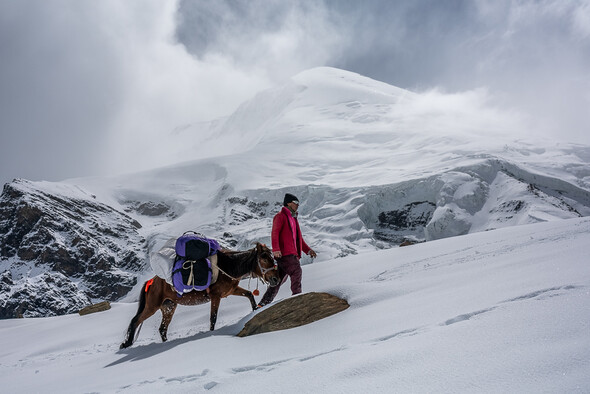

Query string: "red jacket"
[[272, 207, 311, 258]]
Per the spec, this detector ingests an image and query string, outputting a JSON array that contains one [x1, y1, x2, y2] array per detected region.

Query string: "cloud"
[[0, 0, 345, 184], [0, 2, 184, 183], [0, 1, 124, 184], [99, 2, 274, 176], [324, 0, 590, 144], [1, 0, 588, 186], [107, 0, 345, 175], [473, 0, 590, 144], [176, 0, 343, 83]]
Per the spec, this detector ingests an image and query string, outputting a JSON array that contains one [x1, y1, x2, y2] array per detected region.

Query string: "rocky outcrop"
[[237, 292, 349, 337], [0, 271, 90, 319], [0, 179, 147, 318], [124, 200, 178, 219], [374, 201, 436, 243], [78, 301, 111, 316]]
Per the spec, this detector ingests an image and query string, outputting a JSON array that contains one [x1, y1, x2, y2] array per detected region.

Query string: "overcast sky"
[[1, 0, 589, 186]]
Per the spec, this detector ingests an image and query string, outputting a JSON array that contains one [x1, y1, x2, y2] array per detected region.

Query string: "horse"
[[120, 242, 279, 349]]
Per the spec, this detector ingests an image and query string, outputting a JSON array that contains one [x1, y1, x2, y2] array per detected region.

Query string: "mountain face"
[[0, 180, 146, 318], [2, 67, 590, 318]]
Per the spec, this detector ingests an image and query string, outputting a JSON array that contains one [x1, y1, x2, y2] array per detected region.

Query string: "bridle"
[[217, 248, 277, 283], [256, 250, 278, 283]]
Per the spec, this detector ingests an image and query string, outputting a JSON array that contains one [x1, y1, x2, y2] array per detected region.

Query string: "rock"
[[78, 301, 111, 316], [0, 179, 147, 318], [124, 200, 177, 218], [237, 292, 349, 337], [0, 272, 91, 319], [399, 238, 424, 247]]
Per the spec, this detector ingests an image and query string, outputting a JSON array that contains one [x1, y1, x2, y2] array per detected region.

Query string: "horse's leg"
[[159, 299, 177, 342], [230, 286, 258, 311], [120, 280, 164, 349], [120, 283, 148, 349], [209, 294, 221, 331]]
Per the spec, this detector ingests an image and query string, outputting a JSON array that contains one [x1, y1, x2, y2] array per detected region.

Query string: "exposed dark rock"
[[372, 201, 436, 244], [221, 232, 238, 248], [0, 271, 14, 291], [229, 209, 254, 224], [237, 292, 349, 337], [226, 196, 280, 225], [138, 202, 170, 216], [336, 245, 357, 258], [0, 179, 147, 318], [0, 272, 90, 319], [125, 200, 176, 218], [378, 201, 435, 230], [400, 239, 423, 247], [78, 301, 111, 316]]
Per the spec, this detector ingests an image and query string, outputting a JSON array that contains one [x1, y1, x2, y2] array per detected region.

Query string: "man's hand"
[[273, 250, 282, 259], [309, 249, 317, 258]]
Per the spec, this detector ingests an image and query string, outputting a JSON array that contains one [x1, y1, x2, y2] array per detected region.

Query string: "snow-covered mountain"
[[1, 67, 590, 318]]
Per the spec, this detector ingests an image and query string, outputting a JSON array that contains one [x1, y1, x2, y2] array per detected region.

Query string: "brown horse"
[[120, 242, 279, 348]]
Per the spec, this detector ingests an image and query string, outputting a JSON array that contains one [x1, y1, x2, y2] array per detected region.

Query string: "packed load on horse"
[[120, 233, 280, 349], [151, 232, 220, 295]]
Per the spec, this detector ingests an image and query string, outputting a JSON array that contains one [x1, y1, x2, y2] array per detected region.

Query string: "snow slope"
[[0, 217, 588, 393]]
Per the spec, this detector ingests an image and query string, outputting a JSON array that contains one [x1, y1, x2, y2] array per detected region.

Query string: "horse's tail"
[[120, 279, 151, 349], [135, 279, 149, 315]]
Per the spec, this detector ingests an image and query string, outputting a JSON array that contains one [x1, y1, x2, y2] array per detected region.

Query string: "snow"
[[2, 66, 590, 392], [49, 67, 590, 263], [111, 67, 590, 192], [0, 217, 589, 393]]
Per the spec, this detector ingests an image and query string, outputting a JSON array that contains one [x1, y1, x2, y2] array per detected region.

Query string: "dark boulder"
[[238, 292, 349, 337]]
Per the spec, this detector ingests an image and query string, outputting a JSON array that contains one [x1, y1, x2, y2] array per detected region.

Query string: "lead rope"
[[217, 265, 242, 282], [218, 252, 275, 291]]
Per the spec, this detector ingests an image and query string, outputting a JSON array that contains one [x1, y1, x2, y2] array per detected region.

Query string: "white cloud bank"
[[1, 0, 588, 186]]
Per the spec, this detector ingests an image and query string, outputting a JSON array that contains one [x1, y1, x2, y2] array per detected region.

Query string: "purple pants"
[[259, 254, 302, 305]]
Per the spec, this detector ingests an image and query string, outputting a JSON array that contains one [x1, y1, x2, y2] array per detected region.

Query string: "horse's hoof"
[[119, 343, 128, 349]]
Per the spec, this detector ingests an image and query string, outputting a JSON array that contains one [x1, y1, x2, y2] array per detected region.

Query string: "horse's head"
[[255, 243, 280, 287]]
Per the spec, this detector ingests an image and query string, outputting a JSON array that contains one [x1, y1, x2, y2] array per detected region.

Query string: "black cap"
[[283, 193, 299, 206]]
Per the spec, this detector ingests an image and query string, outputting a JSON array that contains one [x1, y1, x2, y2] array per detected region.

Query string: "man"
[[258, 193, 317, 307]]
